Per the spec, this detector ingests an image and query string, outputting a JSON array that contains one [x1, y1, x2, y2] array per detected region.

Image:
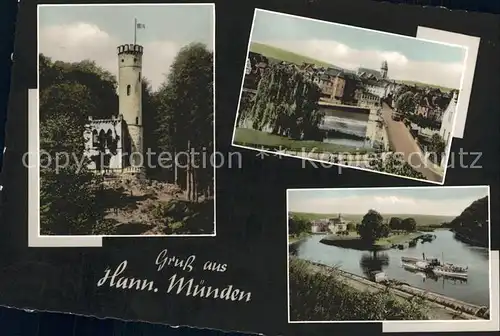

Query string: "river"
[[318, 108, 372, 149], [290, 229, 490, 307]]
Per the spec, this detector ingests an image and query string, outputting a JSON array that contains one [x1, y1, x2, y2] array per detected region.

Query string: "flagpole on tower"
[[134, 18, 137, 45]]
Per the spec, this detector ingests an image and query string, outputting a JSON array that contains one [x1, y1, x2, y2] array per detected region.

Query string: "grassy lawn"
[[321, 231, 423, 250], [250, 42, 333, 67], [375, 232, 423, 247], [234, 128, 371, 154], [289, 257, 429, 321]]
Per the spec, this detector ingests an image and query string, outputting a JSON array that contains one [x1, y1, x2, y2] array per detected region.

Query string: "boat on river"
[[401, 256, 440, 267], [433, 264, 468, 279], [401, 256, 468, 279]]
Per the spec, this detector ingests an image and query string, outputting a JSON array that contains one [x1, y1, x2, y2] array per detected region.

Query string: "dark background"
[[0, 0, 499, 335]]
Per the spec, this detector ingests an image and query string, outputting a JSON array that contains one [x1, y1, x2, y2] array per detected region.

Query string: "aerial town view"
[[233, 10, 468, 183], [287, 186, 490, 321]]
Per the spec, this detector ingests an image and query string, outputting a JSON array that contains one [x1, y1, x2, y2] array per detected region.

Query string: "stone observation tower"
[[83, 20, 147, 178], [117, 43, 144, 172], [83, 44, 145, 177]]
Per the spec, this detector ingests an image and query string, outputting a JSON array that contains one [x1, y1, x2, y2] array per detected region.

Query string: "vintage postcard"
[[35, 3, 215, 238], [287, 186, 493, 323], [233, 9, 471, 184], [0, 0, 498, 335]]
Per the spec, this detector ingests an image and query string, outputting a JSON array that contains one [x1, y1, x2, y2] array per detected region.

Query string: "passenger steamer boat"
[[401, 254, 468, 279]]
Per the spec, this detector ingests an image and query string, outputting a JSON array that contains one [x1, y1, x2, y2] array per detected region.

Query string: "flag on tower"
[[136, 22, 146, 29]]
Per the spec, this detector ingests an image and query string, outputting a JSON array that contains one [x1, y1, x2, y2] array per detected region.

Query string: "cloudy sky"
[[38, 4, 214, 91], [288, 187, 488, 216], [251, 10, 467, 89]]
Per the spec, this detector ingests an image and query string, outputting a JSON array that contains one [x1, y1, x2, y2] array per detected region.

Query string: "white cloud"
[[288, 194, 474, 217], [39, 22, 181, 91], [258, 39, 464, 89]]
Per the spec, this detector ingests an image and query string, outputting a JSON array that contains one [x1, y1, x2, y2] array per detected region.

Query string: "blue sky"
[[39, 5, 214, 47], [251, 10, 467, 88], [288, 187, 488, 216], [38, 4, 214, 90]]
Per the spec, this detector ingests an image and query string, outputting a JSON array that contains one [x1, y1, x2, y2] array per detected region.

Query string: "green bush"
[[289, 258, 429, 321]]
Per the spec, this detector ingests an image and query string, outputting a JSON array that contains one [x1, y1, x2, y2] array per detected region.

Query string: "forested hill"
[[449, 196, 489, 247]]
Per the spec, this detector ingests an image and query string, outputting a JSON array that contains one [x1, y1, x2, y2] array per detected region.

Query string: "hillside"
[[394, 80, 455, 92], [249, 42, 333, 67], [449, 196, 489, 247], [96, 179, 214, 236], [290, 211, 454, 227]]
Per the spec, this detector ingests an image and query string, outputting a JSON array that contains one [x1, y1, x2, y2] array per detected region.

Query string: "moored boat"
[[432, 264, 468, 279]]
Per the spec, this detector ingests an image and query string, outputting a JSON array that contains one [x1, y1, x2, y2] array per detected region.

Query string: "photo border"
[[415, 27, 481, 140], [30, 3, 217, 247], [285, 185, 498, 332], [231, 8, 471, 186]]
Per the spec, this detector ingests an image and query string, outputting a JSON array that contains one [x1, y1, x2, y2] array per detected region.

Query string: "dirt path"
[[102, 179, 185, 235]]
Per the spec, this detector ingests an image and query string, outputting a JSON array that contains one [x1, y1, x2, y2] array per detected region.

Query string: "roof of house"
[[325, 67, 343, 76], [362, 78, 388, 88], [358, 67, 383, 80]]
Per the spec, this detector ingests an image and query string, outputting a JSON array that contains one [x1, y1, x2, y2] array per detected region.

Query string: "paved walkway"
[[380, 103, 443, 182]]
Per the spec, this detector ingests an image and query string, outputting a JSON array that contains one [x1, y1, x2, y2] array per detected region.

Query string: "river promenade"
[[295, 257, 489, 320]]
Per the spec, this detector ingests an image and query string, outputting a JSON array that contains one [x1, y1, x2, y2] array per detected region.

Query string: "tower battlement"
[[117, 44, 144, 55]]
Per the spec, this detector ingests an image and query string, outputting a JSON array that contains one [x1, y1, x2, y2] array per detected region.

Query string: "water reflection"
[[289, 230, 489, 306], [359, 251, 389, 278]]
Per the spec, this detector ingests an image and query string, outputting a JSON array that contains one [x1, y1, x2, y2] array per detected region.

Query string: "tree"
[[39, 80, 105, 234], [239, 63, 323, 140], [449, 196, 489, 246], [401, 218, 417, 232], [389, 217, 403, 230], [155, 43, 214, 201], [289, 216, 310, 236], [395, 91, 416, 115], [379, 223, 390, 237], [429, 133, 446, 164], [393, 85, 410, 103], [357, 210, 385, 242], [38, 54, 160, 235], [370, 153, 426, 179], [346, 222, 356, 231]]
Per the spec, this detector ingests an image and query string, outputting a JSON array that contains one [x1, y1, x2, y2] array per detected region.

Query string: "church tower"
[[380, 60, 388, 79], [117, 44, 143, 171]]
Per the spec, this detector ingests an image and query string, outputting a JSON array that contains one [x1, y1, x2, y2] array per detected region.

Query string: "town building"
[[83, 43, 144, 177], [356, 89, 380, 108], [244, 52, 270, 90], [327, 213, 349, 233], [311, 219, 330, 233], [361, 78, 387, 98], [439, 90, 459, 166], [318, 67, 359, 104], [415, 96, 444, 121]]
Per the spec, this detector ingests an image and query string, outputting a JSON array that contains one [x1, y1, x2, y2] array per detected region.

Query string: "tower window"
[[139, 72, 141, 81], [136, 117, 139, 124], [134, 58, 137, 63], [121, 59, 124, 63], [127, 85, 131, 96]]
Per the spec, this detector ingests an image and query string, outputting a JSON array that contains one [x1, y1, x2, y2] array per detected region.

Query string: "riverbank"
[[289, 232, 312, 245], [233, 128, 372, 154], [320, 232, 423, 251], [289, 257, 488, 321], [452, 230, 488, 248]]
